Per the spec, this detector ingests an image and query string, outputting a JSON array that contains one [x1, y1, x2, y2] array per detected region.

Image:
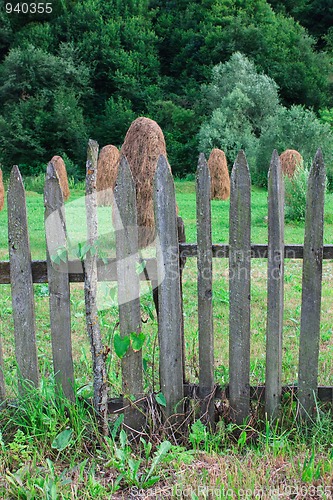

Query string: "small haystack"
[[0, 169, 4, 211], [50, 155, 70, 201], [120, 116, 170, 248], [96, 145, 120, 206], [280, 149, 303, 177], [207, 148, 230, 200]]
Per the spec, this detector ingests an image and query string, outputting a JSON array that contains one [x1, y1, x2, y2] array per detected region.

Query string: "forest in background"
[[0, 0, 332, 185]]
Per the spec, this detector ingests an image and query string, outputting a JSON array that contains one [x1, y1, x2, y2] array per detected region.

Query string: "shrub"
[[284, 165, 309, 222]]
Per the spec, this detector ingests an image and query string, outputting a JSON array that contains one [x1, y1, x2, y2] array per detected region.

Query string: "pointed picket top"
[[197, 152, 210, 178], [154, 154, 173, 195], [113, 155, 136, 232], [231, 150, 251, 187], [309, 148, 326, 187], [9, 165, 24, 195]]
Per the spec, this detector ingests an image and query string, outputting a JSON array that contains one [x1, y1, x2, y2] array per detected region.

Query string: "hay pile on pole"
[[207, 148, 230, 200], [96, 145, 120, 206], [280, 149, 303, 177], [50, 155, 70, 201], [120, 116, 169, 248], [0, 169, 4, 211]]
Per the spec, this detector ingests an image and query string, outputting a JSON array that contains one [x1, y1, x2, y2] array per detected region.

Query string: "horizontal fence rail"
[[0, 244, 333, 284]]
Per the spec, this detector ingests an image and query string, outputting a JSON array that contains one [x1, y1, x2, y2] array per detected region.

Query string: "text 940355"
[[5, 3, 53, 14]]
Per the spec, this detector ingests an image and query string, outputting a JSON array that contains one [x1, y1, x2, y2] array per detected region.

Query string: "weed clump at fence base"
[[96, 145, 120, 206], [50, 155, 70, 201], [0, 169, 4, 211], [121, 116, 171, 248], [208, 148, 230, 200], [280, 149, 303, 178]]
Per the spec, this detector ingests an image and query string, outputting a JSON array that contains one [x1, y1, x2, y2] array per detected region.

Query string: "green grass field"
[[1, 180, 333, 497]]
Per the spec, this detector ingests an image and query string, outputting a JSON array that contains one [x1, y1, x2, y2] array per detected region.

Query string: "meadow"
[[1, 179, 333, 498]]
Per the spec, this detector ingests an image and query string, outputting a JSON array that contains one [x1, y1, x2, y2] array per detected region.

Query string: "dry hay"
[[120, 116, 170, 248], [0, 169, 4, 211], [50, 155, 70, 201], [207, 148, 230, 200], [279, 149, 303, 178], [96, 145, 120, 206]]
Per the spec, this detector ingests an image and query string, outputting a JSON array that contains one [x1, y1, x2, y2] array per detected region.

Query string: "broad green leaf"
[[114, 334, 130, 359], [146, 440, 171, 481], [130, 332, 145, 351], [155, 392, 166, 407], [51, 429, 73, 451]]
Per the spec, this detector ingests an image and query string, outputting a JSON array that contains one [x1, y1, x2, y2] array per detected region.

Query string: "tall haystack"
[[120, 116, 169, 248], [280, 149, 303, 177], [207, 148, 230, 200], [0, 169, 4, 211], [50, 155, 70, 201], [96, 145, 120, 206]]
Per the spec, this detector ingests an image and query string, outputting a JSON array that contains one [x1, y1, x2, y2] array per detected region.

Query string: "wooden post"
[[154, 155, 184, 420], [265, 150, 284, 421], [8, 166, 39, 392], [114, 156, 144, 432], [229, 150, 251, 425], [44, 162, 75, 402], [196, 153, 215, 426], [298, 149, 326, 419], [84, 139, 108, 435]]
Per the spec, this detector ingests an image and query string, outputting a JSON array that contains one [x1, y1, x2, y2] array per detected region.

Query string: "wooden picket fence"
[[0, 144, 331, 432]]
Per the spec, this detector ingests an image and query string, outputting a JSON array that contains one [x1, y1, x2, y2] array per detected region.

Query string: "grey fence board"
[[8, 166, 39, 391], [154, 155, 184, 419], [298, 149, 326, 419], [84, 140, 108, 434], [44, 162, 75, 402], [196, 154, 214, 425], [229, 151, 251, 424], [265, 150, 284, 420], [114, 156, 144, 431]]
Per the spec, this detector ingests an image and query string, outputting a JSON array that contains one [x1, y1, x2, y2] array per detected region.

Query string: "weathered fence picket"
[[114, 156, 144, 431], [44, 162, 75, 402], [84, 139, 108, 435], [196, 153, 214, 426], [154, 155, 184, 420], [8, 166, 39, 391], [229, 151, 251, 425], [265, 150, 284, 420], [298, 149, 326, 419]]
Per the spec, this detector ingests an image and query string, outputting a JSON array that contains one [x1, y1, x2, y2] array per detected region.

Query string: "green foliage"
[[284, 166, 309, 222], [105, 430, 172, 489], [198, 53, 279, 170], [256, 106, 333, 186]]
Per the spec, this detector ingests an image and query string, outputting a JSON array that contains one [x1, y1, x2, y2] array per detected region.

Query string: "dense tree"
[[0, 0, 331, 179]]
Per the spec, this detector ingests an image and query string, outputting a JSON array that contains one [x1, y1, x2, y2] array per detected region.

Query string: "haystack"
[[120, 116, 170, 248], [280, 149, 303, 178], [96, 145, 120, 206], [0, 169, 4, 211], [50, 155, 70, 201], [207, 148, 230, 200]]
